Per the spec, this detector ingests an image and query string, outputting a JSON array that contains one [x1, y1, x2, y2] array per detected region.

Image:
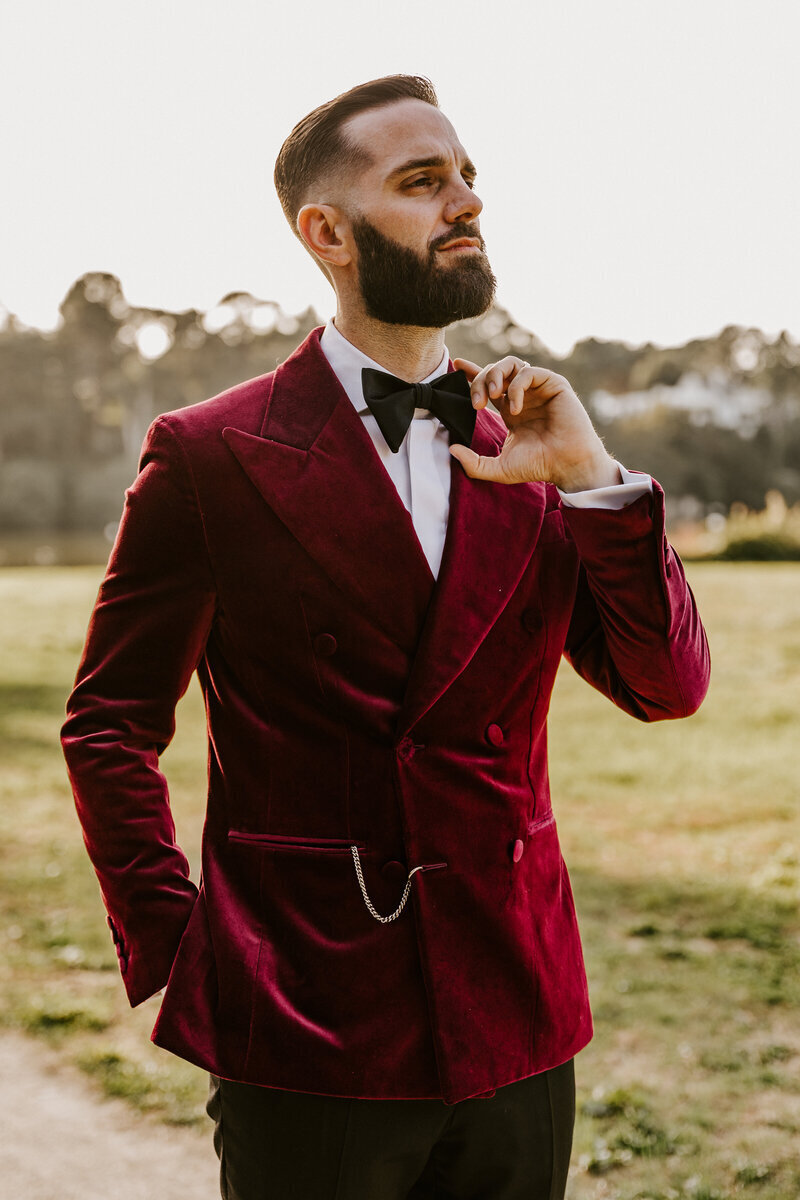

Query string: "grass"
[[0, 563, 799, 1195], [0, 566, 209, 1124]]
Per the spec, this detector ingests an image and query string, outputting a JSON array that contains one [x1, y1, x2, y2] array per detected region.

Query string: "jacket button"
[[397, 736, 414, 760], [381, 860, 407, 885], [511, 838, 525, 863], [485, 723, 504, 747], [521, 606, 542, 633], [313, 633, 337, 656]]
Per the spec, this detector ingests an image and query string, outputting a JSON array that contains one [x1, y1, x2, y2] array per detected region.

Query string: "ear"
[[296, 204, 352, 269]]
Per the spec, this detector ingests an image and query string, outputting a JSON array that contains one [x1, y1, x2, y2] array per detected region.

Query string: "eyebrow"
[[385, 154, 478, 182]]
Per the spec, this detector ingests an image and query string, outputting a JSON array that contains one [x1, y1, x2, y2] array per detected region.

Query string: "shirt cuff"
[[557, 464, 654, 510]]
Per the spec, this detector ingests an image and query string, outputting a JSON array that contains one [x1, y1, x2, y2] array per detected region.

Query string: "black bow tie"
[[361, 367, 476, 454]]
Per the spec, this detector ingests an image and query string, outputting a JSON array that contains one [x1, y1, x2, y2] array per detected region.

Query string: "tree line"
[[1, 272, 798, 532]]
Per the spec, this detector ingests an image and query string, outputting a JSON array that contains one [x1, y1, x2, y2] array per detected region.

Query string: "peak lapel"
[[222, 330, 434, 654], [398, 411, 547, 736]]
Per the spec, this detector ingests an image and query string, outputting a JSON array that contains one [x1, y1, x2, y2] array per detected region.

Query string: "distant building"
[[591, 369, 772, 435]]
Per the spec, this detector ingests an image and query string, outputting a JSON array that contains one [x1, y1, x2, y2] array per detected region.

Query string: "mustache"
[[429, 224, 485, 254]]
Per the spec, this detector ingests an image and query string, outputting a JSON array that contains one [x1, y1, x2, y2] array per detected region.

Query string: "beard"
[[349, 212, 497, 328]]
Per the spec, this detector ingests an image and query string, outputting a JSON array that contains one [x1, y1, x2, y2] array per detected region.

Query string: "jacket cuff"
[[106, 886, 198, 1008]]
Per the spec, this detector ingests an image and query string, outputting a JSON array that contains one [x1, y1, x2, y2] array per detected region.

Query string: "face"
[[338, 99, 496, 327]]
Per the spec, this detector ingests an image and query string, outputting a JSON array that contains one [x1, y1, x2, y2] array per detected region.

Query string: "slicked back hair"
[[274, 75, 439, 255]]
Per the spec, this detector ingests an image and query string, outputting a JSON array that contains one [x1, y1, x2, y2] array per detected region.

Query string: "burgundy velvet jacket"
[[62, 327, 710, 1104]]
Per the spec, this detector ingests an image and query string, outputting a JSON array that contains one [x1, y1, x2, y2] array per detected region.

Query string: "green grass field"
[[1, 563, 798, 1199]]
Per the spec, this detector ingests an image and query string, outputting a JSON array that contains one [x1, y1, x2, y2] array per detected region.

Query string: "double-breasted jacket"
[[62, 328, 710, 1104]]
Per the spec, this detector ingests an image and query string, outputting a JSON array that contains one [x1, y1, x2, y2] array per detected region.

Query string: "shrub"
[[714, 532, 800, 561]]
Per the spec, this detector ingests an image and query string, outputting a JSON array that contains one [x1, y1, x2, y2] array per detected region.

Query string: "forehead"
[[343, 99, 470, 179]]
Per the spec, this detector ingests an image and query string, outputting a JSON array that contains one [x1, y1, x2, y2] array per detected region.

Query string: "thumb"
[[449, 444, 505, 482]]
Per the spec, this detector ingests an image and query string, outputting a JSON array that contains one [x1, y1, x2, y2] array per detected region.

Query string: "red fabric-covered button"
[[485, 723, 505, 747], [381, 860, 407, 884], [313, 633, 337, 656], [396, 736, 415, 760], [511, 838, 525, 863]]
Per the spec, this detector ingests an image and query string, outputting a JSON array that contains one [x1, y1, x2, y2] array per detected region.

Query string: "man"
[[62, 75, 710, 1199]]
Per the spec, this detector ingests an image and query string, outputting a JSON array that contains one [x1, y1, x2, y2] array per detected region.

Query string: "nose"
[[445, 176, 482, 225]]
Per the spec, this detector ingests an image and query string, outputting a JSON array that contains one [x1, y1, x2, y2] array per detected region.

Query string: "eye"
[[406, 175, 434, 189]]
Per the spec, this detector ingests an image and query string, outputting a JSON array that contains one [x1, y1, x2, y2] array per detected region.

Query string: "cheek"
[[374, 202, 438, 250]]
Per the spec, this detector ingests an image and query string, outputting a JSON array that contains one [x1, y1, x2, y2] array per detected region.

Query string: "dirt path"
[[0, 1031, 220, 1199]]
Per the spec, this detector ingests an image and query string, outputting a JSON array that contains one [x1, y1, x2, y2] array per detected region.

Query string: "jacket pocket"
[[227, 831, 365, 852]]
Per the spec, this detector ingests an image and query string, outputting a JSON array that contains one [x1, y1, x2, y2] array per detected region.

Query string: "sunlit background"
[[2, 8, 800, 1196], [2, 0, 799, 560], [2, 0, 798, 354]]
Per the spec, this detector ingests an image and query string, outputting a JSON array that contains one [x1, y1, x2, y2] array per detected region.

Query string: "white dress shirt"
[[319, 319, 652, 578]]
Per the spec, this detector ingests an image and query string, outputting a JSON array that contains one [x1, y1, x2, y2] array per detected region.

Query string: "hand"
[[450, 356, 621, 491]]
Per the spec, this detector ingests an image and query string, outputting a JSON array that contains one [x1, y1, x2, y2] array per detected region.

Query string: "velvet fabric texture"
[[61, 327, 710, 1105]]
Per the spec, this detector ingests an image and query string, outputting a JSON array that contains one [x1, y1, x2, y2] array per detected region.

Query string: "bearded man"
[[62, 75, 710, 1199]]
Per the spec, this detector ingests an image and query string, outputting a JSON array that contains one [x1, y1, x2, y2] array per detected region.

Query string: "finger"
[[451, 357, 481, 383], [525, 367, 565, 396], [449, 444, 506, 483], [484, 367, 506, 402], [469, 357, 531, 409], [502, 367, 567, 419], [467, 368, 490, 409], [452, 358, 487, 408], [483, 357, 524, 401], [471, 366, 506, 407], [506, 365, 537, 415]]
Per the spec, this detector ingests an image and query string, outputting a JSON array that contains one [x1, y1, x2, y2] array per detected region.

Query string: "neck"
[[333, 309, 446, 382]]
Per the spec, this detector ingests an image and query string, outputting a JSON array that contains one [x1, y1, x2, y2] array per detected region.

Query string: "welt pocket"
[[227, 831, 365, 852]]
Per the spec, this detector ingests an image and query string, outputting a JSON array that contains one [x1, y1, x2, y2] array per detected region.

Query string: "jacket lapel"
[[397, 413, 546, 736], [222, 326, 547, 730], [222, 329, 435, 654]]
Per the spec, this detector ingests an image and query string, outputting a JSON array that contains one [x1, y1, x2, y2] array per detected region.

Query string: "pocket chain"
[[350, 845, 427, 924]]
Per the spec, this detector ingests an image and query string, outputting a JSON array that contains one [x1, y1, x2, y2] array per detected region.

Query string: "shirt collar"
[[319, 318, 450, 416]]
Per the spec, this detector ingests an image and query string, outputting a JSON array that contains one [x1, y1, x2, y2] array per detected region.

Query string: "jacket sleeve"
[[61, 416, 217, 1006], [561, 481, 710, 721]]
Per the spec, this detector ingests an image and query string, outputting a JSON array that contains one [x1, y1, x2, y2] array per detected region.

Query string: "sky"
[[1, 0, 798, 356]]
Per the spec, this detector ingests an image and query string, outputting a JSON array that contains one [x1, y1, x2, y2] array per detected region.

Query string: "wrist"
[[554, 452, 621, 493]]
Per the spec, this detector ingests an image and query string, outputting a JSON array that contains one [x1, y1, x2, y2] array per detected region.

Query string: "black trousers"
[[206, 1060, 575, 1200]]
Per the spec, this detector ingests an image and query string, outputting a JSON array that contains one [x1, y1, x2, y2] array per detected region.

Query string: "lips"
[[438, 238, 481, 251]]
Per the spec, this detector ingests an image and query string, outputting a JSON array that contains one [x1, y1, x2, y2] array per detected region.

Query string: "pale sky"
[[1, 0, 798, 355]]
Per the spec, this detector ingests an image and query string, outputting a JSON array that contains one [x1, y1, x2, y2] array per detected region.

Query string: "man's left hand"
[[450, 356, 621, 491]]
